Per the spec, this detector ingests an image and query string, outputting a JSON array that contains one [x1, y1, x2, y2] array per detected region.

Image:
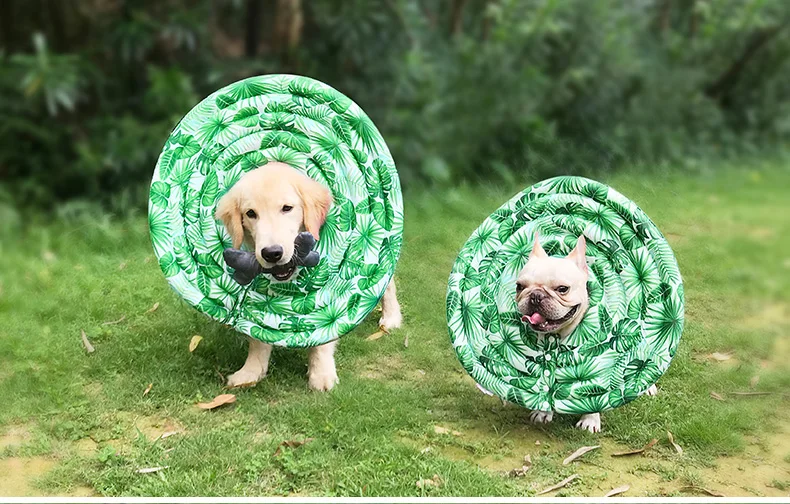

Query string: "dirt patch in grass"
[[73, 437, 98, 456], [0, 454, 97, 497], [132, 414, 184, 441], [0, 424, 32, 450], [358, 354, 427, 382], [410, 420, 790, 497], [82, 382, 103, 398], [0, 456, 55, 496], [739, 303, 790, 333]]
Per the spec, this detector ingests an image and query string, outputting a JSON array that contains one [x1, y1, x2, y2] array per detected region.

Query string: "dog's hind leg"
[[378, 280, 402, 330], [308, 340, 339, 391], [227, 338, 273, 388]]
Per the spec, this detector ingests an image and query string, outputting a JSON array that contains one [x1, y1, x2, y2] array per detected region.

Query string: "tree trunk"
[[271, 0, 302, 68], [705, 24, 787, 102], [655, 0, 671, 34], [449, 0, 467, 37], [481, 0, 493, 41], [0, 0, 15, 55], [245, 0, 262, 57]]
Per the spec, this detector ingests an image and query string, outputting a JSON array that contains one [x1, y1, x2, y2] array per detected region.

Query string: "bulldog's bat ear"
[[529, 233, 549, 260], [566, 235, 588, 274]]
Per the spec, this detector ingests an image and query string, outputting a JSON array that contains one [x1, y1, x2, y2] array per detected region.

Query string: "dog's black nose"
[[261, 245, 283, 263], [530, 291, 544, 305]]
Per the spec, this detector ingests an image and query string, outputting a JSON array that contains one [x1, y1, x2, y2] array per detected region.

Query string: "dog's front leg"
[[529, 410, 554, 424], [575, 413, 601, 433], [307, 340, 338, 391], [227, 337, 273, 388], [378, 280, 402, 330]]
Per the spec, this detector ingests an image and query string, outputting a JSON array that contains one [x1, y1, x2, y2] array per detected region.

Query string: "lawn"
[[1, 160, 789, 497]]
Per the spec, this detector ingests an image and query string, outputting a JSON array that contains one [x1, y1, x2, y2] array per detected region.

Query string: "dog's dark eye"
[[245, 209, 257, 219], [516, 283, 525, 293], [281, 205, 293, 213], [556, 285, 570, 294]]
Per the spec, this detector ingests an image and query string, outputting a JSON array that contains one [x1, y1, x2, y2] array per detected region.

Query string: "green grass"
[[1, 160, 789, 496]]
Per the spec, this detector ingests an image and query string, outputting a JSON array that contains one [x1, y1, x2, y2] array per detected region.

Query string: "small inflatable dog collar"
[[447, 176, 684, 414]]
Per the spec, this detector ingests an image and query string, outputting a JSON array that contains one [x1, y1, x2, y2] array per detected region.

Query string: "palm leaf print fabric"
[[446, 177, 683, 414], [149, 75, 403, 348]]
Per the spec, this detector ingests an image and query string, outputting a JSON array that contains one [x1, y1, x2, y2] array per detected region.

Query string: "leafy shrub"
[[0, 0, 788, 211]]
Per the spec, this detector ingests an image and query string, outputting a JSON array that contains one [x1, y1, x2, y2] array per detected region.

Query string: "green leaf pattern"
[[446, 176, 683, 414], [149, 75, 403, 347]]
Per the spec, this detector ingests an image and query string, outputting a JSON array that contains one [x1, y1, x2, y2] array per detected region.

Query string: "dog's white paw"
[[308, 371, 339, 392], [379, 311, 402, 331], [529, 410, 554, 424], [645, 384, 658, 396], [227, 368, 265, 388], [575, 413, 601, 433]]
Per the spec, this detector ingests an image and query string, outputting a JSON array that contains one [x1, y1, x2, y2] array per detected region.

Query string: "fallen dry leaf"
[[42, 250, 56, 262], [507, 455, 533, 477], [612, 438, 658, 457], [433, 425, 461, 436], [189, 335, 203, 353], [667, 431, 683, 455], [80, 330, 95, 354], [146, 302, 160, 314], [749, 375, 760, 388], [731, 391, 773, 396], [535, 440, 541, 446], [681, 485, 724, 497], [420, 447, 432, 454], [196, 393, 236, 410], [143, 383, 153, 397], [403, 335, 409, 348], [136, 466, 168, 474], [366, 328, 388, 341], [710, 392, 725, 401], [273, 438, 314, 457], [101, 315, 126, 326], [159, 431, 179, 440], [537, 474, 580, 495], [118, 261, 127, 270], [709, 352, 732, 362], [416, 474, 442, 489], [604, 484, 630, 497], [563, 445, 600, 465], [144, 257, 152, 264]]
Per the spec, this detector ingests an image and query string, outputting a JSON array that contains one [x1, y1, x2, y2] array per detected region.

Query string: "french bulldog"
[[515, 234, 656, 433]]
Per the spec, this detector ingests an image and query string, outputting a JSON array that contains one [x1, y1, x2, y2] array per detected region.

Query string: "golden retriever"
[[215, 162, 402, 391]]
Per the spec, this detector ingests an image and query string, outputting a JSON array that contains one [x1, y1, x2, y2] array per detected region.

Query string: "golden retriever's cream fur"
[[215, 162, 333, 269], [214, 162, 402, 391]]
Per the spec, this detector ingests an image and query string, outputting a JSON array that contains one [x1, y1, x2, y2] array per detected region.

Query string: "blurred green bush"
[[1, 0, 789, 212]]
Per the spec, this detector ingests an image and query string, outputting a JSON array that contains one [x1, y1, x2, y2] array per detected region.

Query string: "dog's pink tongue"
[[522, 312, 546, 324]]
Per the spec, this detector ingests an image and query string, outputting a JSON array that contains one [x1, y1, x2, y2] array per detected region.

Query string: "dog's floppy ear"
[[566, 235, 588, 274], [298, 175, 333, 240], [215, 187, 244, 248], [529, 233, 549, 260]]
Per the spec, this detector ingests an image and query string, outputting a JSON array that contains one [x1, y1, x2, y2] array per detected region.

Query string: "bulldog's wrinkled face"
[[516, 235, 589, 337]]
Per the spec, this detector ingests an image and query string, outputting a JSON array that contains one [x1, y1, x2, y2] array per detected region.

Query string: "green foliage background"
[[1, 0, 789, 212]]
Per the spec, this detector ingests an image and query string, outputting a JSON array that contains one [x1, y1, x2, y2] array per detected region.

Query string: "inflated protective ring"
[[149, 75, 403, 347], [447, 176, 684, 414]]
